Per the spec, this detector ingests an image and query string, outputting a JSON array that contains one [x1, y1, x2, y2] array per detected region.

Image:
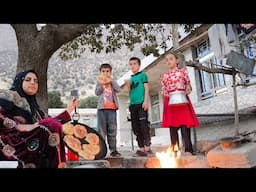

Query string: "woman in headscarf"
[[0, 69, 77, 168]]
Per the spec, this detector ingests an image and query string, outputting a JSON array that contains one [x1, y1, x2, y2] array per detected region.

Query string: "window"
[[197, 40, 211, 58], [150, 95, 160, 123], [235, 26, 256, 83], [195, 40, 227, 99], [243, 39, 256, 82]]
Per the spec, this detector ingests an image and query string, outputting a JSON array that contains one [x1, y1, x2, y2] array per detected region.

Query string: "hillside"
[[0, 24, 144, 103]]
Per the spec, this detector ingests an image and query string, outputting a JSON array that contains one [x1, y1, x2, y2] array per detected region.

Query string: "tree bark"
[[11, 24, 87, 113], [171, 24, 187, 69], [171, 24, 179, 49]]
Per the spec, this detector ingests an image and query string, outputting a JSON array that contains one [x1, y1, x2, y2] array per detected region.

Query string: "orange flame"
[[156, 144, 181, 168]]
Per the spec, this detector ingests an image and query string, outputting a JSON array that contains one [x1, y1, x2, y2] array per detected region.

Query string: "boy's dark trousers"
[[169, 126, 193, 153], [129, 104, 151, 148]]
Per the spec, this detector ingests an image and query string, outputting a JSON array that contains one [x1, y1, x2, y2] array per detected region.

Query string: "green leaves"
[[78, 96, 98, 108], [182, 24, 197, 33], [48, 91, 66, 108], [59, 24, 197, 61]]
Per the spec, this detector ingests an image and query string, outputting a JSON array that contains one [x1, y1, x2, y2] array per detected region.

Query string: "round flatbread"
[[74, 124, 87, 139], [82, 144, 100, 155], [64, 135, 81, 152], [85, 133, 99, 145], [97, 75, 112, 84], [78, 150, 95, 160], [63, 123, 74, 135]]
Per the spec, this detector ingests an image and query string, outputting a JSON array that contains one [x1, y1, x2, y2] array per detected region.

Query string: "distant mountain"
[[47, 47, 144, 102], [0, 24, 144, 103], [0, 24, 17, 52], [0, 50, 17, 89]]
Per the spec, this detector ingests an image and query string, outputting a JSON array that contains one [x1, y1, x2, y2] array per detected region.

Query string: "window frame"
[[150, 94, 161, 123], [195, 39, 227, 100]]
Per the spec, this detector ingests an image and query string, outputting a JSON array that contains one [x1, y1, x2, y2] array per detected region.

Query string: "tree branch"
[[42, 24, 87, 51], [186, 60, 234, 75]]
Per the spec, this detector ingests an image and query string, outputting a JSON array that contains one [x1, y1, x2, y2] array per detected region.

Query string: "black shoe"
[[110, 150, 121, 157], [145, 149, 154, 155], [135, 150, 147, 157]]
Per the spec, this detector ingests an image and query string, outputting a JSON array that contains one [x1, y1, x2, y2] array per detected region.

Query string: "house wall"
[[183, 47, 199, 103], [116, 29, 256, 148], [117, 95, 132, 146]]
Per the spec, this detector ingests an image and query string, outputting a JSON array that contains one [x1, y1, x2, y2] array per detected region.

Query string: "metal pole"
[[131, 129, 134, 151], [232, 70, 239, 136], [192, 128, 197, 152]]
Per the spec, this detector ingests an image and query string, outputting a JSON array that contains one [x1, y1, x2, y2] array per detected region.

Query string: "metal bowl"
[[168, 90, 188, 106]]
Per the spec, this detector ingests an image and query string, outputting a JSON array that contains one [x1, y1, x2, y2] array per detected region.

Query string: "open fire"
[[155, 144, 181, 168]]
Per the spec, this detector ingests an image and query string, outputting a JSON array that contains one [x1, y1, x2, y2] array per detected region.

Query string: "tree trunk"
[[171, 24, 186, 69], [11, 24, 87, 114], [15, 36, 51, 113], [171, 24, 179, 49]]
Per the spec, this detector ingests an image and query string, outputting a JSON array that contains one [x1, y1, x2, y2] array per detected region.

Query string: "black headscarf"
[[10, 69, 45, 122]]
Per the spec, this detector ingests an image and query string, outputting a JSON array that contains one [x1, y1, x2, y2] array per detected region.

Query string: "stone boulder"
[[197, 140, 219, 154]]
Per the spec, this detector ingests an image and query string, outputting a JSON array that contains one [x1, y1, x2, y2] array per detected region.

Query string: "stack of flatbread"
[[63, 123, 101, 160]]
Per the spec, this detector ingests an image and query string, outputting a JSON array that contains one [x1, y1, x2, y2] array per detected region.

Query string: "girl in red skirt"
[[161, 52, 199, 154]]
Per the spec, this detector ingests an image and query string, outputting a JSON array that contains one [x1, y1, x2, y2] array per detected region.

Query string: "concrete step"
[[105, 156, 149, 168], [66, 146, 209, 168], [67, 160, 111, 168]]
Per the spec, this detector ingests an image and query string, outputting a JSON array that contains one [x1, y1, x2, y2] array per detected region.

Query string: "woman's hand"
[[66, 98, 78, 115]]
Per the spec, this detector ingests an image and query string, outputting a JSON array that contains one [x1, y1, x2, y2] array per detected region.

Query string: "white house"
[[116, 24, 256, 147]]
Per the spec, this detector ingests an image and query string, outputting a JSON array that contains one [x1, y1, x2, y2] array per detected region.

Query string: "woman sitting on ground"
[[0, 69, 77, 168]]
